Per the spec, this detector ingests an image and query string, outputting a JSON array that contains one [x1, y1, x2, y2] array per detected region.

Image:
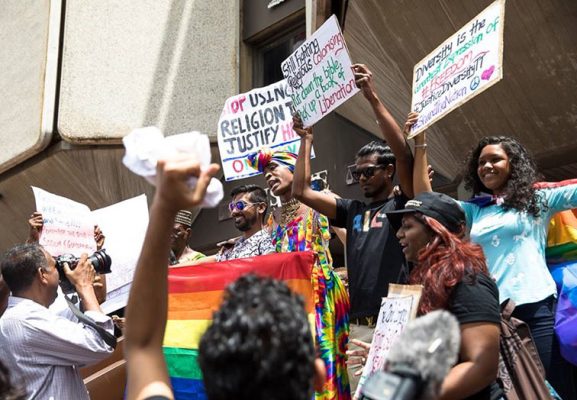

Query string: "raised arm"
[[93, 225, 107, 304], [403, 113, 432, 194], [292, 114, 338, 219], [353, 64, 414, 198], [125, 157, 219, 400], [439, 322, 500, 399]]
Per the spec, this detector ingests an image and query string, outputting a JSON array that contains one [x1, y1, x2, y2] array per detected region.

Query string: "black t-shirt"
[[448, 272, 501, 400], [333, 195, 407, 318]]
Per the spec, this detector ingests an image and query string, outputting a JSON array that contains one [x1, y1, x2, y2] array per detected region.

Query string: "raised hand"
[[352, 63, 377, 102], [94, 225, 105, 250], [403, 112, 420, 138], [292, 113, 313, 139], [27, 212, 44, 243]]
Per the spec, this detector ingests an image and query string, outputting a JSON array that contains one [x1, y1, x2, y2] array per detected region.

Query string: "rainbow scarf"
[[163, 252, 315, 399], [246, 147, 298, 173]]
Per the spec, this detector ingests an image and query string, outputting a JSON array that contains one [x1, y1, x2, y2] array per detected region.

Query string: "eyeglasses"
[[352, 165, 387, 180], [228, 200, 262, 212]]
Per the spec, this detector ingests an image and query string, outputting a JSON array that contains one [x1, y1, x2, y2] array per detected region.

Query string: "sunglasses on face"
[[352, 165, 386, 180], [228, 200, 261, 212]]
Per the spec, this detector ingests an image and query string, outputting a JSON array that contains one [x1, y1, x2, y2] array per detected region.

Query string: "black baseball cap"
[[386, 192, 465, 234]]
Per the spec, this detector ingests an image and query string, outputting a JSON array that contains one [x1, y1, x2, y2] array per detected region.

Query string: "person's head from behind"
[[170, 210, 193, 256], [464, 136, 540, 216], [354, 141, 396, 199], [198, 274, 325, 400], [247, 148, 297, 197], [0, 243, 59, 308], [228, 185, 268, 232], [386, 192, 488, 314]]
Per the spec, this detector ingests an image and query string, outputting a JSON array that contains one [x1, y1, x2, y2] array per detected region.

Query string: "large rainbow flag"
[[163, 251, 316, 399], [539, 180, 577, 365]]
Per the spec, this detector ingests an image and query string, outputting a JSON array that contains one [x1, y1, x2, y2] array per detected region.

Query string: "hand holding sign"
[[352, 63, 378, 103]]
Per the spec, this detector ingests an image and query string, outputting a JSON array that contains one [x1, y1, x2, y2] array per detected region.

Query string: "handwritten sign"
[[356, 295, 415, 397], [281, 14, 359, 127], [218, 80, 309, 181], [409, 0, 505, 137], [32, 187, 95, 256]]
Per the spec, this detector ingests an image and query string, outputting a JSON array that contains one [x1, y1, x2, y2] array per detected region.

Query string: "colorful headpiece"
[[247, 147, 298, 173]]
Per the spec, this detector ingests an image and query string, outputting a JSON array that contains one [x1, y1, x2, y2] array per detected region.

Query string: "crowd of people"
[[0, 64, 576, 400]]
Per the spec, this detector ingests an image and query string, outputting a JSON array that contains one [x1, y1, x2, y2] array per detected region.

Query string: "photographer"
[[0, 244, 114, 399]]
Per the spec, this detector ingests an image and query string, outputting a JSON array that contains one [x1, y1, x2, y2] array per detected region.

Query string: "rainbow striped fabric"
[[163, 251, 315, 399], [539, 180, 577, 365], [546, 208, 577, 264]]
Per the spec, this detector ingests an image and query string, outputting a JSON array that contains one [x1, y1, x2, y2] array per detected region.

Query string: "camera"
[[359, 367, 423, 400], [54, 249, 112, 294]]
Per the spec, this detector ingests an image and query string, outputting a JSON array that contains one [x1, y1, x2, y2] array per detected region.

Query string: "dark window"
[[254, 27, 305, 87]]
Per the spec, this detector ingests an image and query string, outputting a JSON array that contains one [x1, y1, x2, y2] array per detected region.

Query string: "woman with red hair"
[[385, 192, 501, 400]]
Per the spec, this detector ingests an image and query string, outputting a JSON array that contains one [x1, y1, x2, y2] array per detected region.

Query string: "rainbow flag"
[[163, 251, 315, 399], [546, 208, 577, 264], [539, 180, 577, 365]]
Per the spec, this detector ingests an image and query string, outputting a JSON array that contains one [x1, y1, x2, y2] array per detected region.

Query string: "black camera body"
[[360, 367, 423, 400], [54, 249, 112, 294]]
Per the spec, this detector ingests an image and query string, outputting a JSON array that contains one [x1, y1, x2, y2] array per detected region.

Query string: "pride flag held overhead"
[[163, 251, 315, 399]]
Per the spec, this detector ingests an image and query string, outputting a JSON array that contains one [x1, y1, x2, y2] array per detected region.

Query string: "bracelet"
[[414, 143, 428, 149]]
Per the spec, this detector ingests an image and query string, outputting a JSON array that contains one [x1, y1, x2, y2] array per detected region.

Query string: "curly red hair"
[[409, 215, 489, 315]]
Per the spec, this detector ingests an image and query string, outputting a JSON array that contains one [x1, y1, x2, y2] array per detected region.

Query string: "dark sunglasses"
[[228, 200, 262, 212], [352, 165, 386, 180]]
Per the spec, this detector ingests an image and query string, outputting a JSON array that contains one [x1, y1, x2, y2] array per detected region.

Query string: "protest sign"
[[32, 187, 95, 256], [92, 194, 149, 311], [218, 80, 311, 181], [356, 295, 415, 397], [388, 283, 423, 320], [409, 0, 505, 137], [281, 14, 359, 127]]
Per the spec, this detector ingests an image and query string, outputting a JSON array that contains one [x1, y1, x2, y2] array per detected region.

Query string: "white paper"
[[122, 127, 224, 207], [91, 194, 149, 296]]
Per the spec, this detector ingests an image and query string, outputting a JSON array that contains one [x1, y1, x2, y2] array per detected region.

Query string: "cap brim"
[[385, 208, 418, 232]]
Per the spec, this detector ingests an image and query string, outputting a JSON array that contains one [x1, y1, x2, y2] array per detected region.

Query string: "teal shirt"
[[459, 182, 577, 306]]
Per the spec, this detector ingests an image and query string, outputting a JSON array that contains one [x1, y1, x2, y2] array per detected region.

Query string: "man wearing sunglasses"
[[215, 184, 274, 261], [293, 64, 413, 391]]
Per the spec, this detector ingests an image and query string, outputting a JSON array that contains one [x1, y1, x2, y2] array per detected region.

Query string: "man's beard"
[[235, 214, 257, 232]]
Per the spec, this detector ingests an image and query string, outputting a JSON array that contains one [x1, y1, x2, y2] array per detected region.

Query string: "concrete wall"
[[59, 0, 239, 142], [0, 0, 59, 173]]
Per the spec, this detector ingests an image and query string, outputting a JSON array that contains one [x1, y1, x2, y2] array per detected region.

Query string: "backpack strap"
[[500, 298, 516, 320]]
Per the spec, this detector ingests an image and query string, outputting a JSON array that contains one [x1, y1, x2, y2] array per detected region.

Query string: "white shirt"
[[0, 296, 114, 400]]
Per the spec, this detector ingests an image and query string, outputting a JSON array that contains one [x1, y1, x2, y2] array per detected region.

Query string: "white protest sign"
[[409, 0, 505, 137], [218, 80, 309, 181], [355, 295, 415, 398], [91, 194, 148, 299], [281, 14, 359, 127], [32, 187, 95, 256]]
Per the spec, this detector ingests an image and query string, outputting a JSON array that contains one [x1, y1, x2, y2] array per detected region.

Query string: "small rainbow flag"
[[163, 251, 315, 400]]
